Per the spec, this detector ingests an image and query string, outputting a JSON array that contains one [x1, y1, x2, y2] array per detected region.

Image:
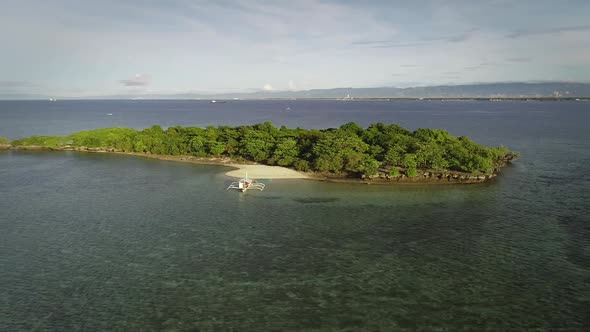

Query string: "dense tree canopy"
[[10, 122, 516, 176]]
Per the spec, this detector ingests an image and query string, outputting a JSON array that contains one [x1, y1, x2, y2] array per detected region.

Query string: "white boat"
[[226, 173, 265, 192]]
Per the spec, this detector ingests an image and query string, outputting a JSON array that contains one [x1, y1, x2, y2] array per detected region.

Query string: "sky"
[[1, 0, 589, 97]]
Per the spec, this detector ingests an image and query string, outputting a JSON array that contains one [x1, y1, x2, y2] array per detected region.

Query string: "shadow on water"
[[248, 195, 282, 200], [292, 197, 340, 204], [200, 191, 496, 330], [206, 180, 590, 330]]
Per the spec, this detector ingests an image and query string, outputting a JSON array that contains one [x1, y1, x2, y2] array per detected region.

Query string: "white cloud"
[[120, 74, 151, 87], [2, 0, 590, 96]]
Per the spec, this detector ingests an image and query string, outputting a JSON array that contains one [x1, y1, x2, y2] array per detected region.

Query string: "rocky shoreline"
[[2, 144, 513, 184], [316, 170, 500, 185]]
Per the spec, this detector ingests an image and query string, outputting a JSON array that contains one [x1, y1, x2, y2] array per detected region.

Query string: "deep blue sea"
[[1, 100, 589, 330]]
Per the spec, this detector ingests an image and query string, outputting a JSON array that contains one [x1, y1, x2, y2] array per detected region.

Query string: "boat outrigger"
[[226, 173, 265, 192]]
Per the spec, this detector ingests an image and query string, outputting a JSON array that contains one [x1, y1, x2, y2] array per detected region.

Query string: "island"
[[2, 122, 517, 184]]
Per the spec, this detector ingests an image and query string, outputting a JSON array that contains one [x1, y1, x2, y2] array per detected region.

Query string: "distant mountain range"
[[193, 82, 590, 99], [3, 82, 590, 100]]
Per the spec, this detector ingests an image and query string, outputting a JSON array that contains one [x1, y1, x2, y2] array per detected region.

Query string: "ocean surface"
[[1, 100, 589, 330]]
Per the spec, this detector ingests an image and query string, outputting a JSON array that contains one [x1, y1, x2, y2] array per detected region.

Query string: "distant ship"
[[337, 93, 353, 101], [210, 100, 227, 103]]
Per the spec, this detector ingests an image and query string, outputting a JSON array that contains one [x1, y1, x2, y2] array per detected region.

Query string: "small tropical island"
[[1, 122, 517, 184]]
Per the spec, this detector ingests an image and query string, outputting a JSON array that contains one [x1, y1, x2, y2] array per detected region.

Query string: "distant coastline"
[[1, 97, 589, 102], [3, 81, 589, 101]]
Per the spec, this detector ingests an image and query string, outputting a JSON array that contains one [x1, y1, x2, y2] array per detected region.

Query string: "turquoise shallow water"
[[1, 100, 589, 330]]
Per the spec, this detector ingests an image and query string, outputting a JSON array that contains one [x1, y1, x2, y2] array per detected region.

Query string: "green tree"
[[384, 145, 406, 166], [401, 153, 417, 169], [207, 141, 226, 156], [10, 122, 514, 178], [217, 126, 240, 155], [339, 122, 363, 136], [312, 130, 370, 173], [297, 129, 323, 160], [189, 136, 207, 156], [239, 130, 275, 162], [115, 136, 134, 151], [294, 160, 310, 172], [359, 158, 381, 177], [415, 143, 449, 170], [271, 138, 300, 166], [255, 121, 279, 136], [133, 139, 148, 153]]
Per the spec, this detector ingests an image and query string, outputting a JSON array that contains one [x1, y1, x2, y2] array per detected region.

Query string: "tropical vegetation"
[[9, 122, 516, 176]]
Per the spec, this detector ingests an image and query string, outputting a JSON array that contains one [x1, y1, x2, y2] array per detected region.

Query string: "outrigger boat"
[[226, 173, 265, 192]]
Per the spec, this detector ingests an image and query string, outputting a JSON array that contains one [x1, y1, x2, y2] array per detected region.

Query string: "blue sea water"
[[1, 100, 589, 330]]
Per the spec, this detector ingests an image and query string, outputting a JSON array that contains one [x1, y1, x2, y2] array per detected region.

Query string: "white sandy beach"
[[225, 164, 309, 179]]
